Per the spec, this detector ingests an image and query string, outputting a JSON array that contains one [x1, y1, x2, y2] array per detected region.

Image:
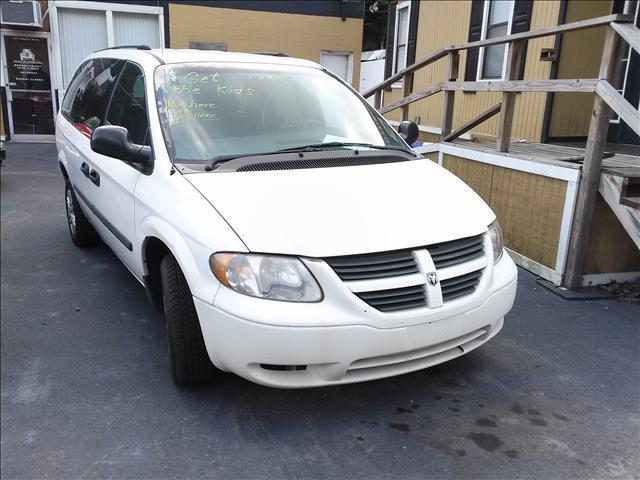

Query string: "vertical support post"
[[564, 27, 623, 289], [496, 40, 524, 152], [401, 72, 414, 121], [441, 51, 459, 140], [374, 90, 382, 111]]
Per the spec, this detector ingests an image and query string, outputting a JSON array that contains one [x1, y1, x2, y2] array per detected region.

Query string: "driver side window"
[[106, 62, 149, 146]]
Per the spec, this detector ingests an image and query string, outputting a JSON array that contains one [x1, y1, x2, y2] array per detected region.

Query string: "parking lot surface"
[[1, 143, 639, 479]]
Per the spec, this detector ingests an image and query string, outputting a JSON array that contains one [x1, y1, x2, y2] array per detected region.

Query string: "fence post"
[[441, 52, 459, 140], [374, 90, 382, 110], [496, 40, 525, 152], [401, 72, 414, 121], [564, 27, 624, 289]]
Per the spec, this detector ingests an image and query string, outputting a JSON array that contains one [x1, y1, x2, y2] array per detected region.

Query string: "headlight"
[[210, 253, 322, 302], [488, 220, 504, 263]]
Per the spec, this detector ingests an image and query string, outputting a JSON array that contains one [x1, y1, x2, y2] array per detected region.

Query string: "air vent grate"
[[355, 285, 427, 312], [235, 155, 409, 172], [325, 249, 418, 281], [428, 234, 484, 269], [440, 270, 482, 302]]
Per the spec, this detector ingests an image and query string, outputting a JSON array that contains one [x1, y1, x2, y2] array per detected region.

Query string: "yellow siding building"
[[382, 0, 638, 145]]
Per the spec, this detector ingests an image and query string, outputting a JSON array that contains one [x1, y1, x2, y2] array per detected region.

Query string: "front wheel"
[[160, 254, 219, 386], [65, 183, 97, 247]]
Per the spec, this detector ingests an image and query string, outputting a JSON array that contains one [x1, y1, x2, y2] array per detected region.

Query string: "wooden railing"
[[363, 13, 640, 289]]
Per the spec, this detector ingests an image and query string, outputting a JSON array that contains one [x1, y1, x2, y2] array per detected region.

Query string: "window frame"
[[61, 58, 124, 135], [103, 59, 154, 174], [61, 60, 90, 121], [105, 60, 150, 146], [391, 1, 411, 79], [61, 57, 154, 174], [476, 0, 515, 81], [610, 0, 639, 124]]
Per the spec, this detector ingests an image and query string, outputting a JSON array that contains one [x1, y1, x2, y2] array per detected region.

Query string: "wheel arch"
[[139, 216, 221, 310], [141, 236, 171, 312], [58, 161, 70, 184], [57, 146, 70, 184]]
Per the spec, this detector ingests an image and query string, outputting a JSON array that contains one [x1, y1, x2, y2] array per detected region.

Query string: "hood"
[[186, 159, 495, 258]]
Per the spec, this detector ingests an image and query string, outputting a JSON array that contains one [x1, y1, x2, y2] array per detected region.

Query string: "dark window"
[[61, 58, 125, 137], [394, 2, 410, 74], [105, 62, 149, 146], [481, 1, 512, 80], [465, 0, 532, 82]]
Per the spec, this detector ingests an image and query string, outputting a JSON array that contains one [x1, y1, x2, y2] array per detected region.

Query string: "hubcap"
[[66, 189, 77, 235]]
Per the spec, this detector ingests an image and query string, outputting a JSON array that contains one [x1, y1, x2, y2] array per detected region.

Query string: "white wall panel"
[[58, 8, 108, 87], [113, 12, 160, 48]]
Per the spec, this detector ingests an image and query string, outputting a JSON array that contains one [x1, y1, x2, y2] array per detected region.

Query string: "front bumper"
[[194, 254, 518, 388]]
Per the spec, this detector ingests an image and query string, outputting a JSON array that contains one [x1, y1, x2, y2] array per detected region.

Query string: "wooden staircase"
[[599, 171, 640, 249], [363, 13, 640, 288], [620, 176, 640, 209]]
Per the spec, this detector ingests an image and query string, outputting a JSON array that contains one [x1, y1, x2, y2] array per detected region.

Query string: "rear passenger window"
[[62, 58, 125, 138], [106, 63, 149, 146]]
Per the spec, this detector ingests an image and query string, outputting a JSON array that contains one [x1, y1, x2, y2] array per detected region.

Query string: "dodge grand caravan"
[[56, 47, 517, 388]]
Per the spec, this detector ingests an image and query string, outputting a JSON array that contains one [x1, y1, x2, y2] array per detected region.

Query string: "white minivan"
[[56, 47, 517, 388]]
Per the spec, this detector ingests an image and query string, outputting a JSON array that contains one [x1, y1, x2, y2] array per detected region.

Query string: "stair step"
[[620, 196, 640, 209], [623, 178, 640, 197]]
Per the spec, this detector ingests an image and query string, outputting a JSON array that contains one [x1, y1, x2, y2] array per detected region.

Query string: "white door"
[[89, 61, 149, 270], [320, 51, 353, 84], [59, 58, 142, 271]]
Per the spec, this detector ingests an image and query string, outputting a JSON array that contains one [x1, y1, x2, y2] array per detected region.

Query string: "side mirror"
[[397, 121, 419, 146], [90, 125, 151, 165]]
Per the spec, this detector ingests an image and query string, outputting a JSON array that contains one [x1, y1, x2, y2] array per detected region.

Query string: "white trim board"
[[404, 140, 581, 181], [582, 272, 640, 286], [555, 180, 579, 274], [413, 143, 440, 154], [49, 1, 162, 15], [506, 248, 561, 285], [387, 120, 472, 140], [439, 143, 581, 182]]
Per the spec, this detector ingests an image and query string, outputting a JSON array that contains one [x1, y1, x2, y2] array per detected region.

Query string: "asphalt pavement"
[[1, 143, 639, 479]]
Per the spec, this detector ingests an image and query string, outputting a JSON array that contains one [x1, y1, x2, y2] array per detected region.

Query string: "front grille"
[[355, 285, 426, 312], [428, 234, 484, 269], [324, 249, 418, 281], [324, 234, 486, 313], [441, 269, 482, 301]]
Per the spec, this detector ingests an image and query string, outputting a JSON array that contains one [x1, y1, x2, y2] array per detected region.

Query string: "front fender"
[[139, 216, 225, 304]]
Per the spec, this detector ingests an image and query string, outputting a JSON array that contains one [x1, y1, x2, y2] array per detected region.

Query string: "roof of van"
[[148, 48, 322, 69]]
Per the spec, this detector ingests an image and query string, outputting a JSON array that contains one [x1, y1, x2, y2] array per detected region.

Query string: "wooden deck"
[[450, 139, 640, 177]]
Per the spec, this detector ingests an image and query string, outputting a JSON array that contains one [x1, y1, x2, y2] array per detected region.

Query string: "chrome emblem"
[[426, 272, 439, 286]]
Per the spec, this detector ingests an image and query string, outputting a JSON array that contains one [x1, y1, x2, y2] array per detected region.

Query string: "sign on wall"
[[5, 35, 51, 91]]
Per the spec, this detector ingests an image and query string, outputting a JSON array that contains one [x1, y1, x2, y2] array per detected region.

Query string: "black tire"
[[65, 183, 98, 247], [160, 254, 218, 386]]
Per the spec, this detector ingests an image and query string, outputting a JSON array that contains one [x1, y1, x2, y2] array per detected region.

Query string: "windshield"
[[154, 62, 407, 164]]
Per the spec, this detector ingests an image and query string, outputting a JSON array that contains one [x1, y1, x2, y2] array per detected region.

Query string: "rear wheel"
[[65, 183, 97, 247], [160, 254, 218, 386]]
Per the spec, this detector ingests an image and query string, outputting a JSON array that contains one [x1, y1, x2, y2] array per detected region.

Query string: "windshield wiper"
[[204, 152, 263, 171], [203, 142, 414, 171], [276, 142, 413, 154]]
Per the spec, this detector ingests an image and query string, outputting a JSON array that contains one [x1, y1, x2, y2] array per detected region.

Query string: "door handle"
[[88, 169, 100, 187], [80, 161, 90, 177]]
